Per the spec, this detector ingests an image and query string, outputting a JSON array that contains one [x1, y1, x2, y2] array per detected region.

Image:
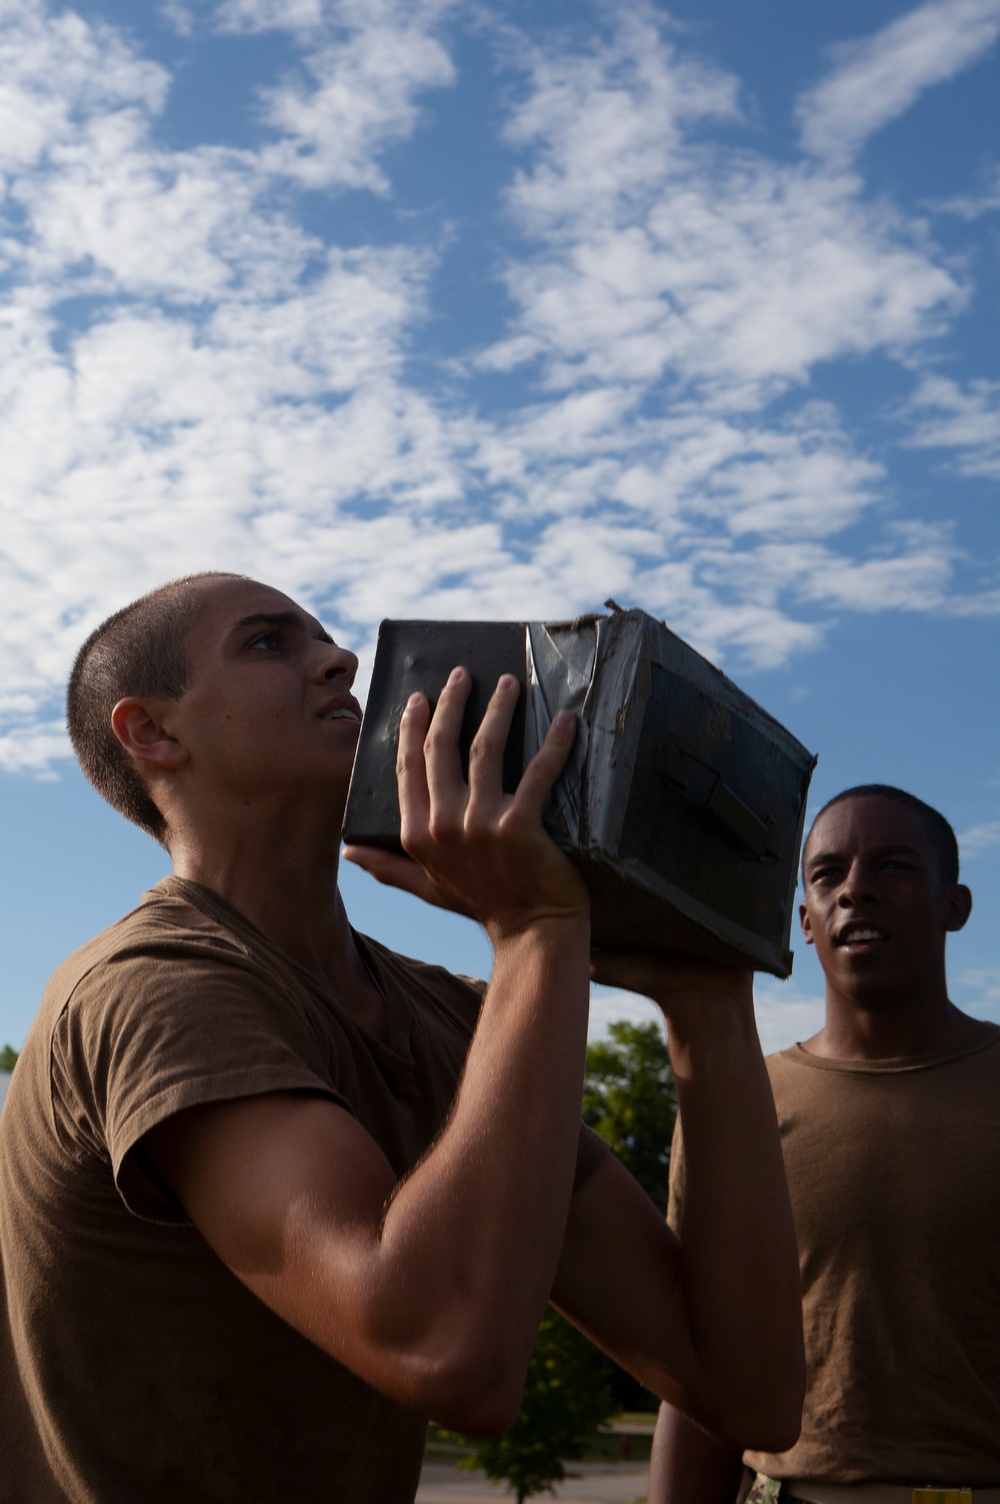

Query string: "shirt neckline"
[[779, 1021, 1000, 1074], [149, 875, 416, 1070]]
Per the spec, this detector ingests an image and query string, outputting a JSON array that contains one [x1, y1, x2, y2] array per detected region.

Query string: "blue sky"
[[0, 0, 998, 1055]]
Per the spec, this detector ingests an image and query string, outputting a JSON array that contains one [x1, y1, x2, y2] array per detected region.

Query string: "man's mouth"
[[318, 695, 363, 724], [834, 922, 887, 949]]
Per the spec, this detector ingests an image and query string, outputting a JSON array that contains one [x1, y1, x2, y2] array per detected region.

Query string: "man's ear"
[[799, 900, 814, 944], [944, 883, 973, 934], [111, 698, 189, 771]]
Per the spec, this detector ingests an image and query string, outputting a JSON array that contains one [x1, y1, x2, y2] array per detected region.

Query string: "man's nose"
[[314, 642, 358, 685], [837, 859, 878, 906]]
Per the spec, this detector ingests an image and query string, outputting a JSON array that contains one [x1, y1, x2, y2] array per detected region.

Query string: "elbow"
[[438, 1391, 522, 1439], [707, 1367, 805, 1455], [418, 1333, 529, 1438], [739, 1399, 803, 1456], [428, 1361, 524, 1437]]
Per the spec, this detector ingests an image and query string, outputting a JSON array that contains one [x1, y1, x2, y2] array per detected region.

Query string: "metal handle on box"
[[654, 740, 778, 861]]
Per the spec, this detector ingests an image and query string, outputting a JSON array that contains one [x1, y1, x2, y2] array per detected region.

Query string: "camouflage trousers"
[[737, 1474, 810, 1504]]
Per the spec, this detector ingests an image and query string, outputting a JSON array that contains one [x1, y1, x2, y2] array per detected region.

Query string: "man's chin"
[[839, 967, 915, 1010], [829, 944, 899, 988]]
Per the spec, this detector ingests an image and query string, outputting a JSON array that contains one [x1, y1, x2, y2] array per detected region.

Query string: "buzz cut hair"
[[804, 784, 960, 886], [66, 573, 245, 845]]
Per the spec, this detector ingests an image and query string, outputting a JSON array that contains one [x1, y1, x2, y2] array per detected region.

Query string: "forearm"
[[648, 1402, 745, 1504], [351, 916, 592, 1425], [665, 999, 803, 1442]]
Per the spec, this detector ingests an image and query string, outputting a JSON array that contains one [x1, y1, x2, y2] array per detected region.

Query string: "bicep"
[[142, 1092, 398, 1352], [551, 1152, 697, 1410]]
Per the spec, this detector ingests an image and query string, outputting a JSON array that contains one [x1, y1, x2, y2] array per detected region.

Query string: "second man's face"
[[799, 796, 970, 1003]]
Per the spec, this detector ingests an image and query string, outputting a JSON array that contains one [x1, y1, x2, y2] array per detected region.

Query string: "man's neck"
[[166, 802, 389, 1041], [803, 987, 984, 1062]]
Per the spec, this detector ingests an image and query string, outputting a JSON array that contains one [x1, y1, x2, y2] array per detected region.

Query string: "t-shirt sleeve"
[[666, 1115, 685, 1232], [52, 943, 345, 1222]]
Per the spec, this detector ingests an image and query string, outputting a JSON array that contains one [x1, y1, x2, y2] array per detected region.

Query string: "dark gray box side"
[[344, 612, 816, 977]]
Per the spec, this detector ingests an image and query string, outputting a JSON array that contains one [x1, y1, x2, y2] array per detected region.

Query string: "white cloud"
[[958, 820, 1000, 857], [456, 11, 981, 664], [691, 522, 959, 619], [502, 12, 741, 237], [904, 374, 1000, 479], [954, 968, 1000, 1024], [589, 979, 825, 1057], [0, 722, 69, 775], [253, 0, 457, 191], [492, 12, 963, 402], [797, 0, 1000, 165], [753, 978, 825, 1057], [213, 0, 324, 29], [0, 2, 167, 178], [588, 985, 663, 1042], [494, 169, 961, 398], [168, 1, 458, 192], [936, 162, 1000, 219], [159, 2, 196, 37], [0, 1, 994, 772], [0, 5, 466, 759]]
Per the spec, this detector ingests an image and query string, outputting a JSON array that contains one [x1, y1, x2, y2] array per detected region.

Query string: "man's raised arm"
[[647, 1402, 746, 1504], [549, 952, 804, 1453], [145, 670, 594, 1434]]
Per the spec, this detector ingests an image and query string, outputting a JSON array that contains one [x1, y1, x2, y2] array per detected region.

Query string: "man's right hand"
[[391, 667, 589, 944]]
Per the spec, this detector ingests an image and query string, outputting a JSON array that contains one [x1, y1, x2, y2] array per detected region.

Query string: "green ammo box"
[[343, 610, 816, 977]]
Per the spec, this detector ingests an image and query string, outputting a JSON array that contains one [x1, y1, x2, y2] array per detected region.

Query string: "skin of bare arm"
[[347, 759, 805, 1448], [546, 950, 804, 1453], [647, 1403, 746, 1504], [140, 612, 802, 1447], [146, 670, 593, 1436]]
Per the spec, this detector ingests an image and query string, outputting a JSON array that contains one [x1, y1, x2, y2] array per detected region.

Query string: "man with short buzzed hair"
[[0, 573, 804, 1504], [649, 785, 1000, 1504]]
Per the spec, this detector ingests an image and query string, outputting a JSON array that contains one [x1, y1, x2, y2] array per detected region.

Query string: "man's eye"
[[249, 631, 281, 651]]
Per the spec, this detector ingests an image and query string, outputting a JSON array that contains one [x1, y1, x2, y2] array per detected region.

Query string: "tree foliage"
[[446, 1307, 614, 1503], [583, 1019, 677, 1210], [0, 1044, 19, 1072]]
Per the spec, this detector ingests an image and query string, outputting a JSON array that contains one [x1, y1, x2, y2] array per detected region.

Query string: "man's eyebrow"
[[805, 843, 923, 870], [805, 850, 842, 869], [231, 610, 334, 644]]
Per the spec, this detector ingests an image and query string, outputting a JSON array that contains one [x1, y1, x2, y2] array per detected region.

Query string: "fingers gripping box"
[[343, 610, 817, 977]]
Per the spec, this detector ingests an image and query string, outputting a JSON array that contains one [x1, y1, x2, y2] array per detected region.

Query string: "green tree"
[[445, 1307, 614, 1502], [0, 1044, 18, 1072], [583, 1020, 677, 1211]]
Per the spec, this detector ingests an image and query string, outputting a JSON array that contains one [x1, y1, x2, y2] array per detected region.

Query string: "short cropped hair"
[[67, 574, 242, 845], [804, 784, 960, 885]]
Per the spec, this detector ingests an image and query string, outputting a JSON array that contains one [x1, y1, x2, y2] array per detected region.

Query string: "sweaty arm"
[[145, 672, 593, 1436], [549, 952, 804, 1454]]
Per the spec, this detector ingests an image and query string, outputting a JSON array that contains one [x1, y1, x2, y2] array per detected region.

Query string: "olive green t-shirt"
[[668, 1026, 1000, 1485], [0, 876, 602, 1504]]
